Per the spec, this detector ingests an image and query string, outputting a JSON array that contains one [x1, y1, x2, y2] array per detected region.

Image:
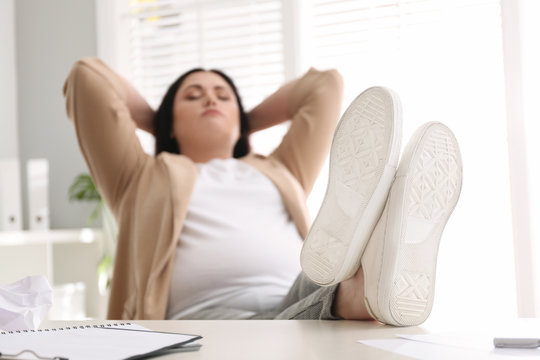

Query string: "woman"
[[63, 58, 462, 326]]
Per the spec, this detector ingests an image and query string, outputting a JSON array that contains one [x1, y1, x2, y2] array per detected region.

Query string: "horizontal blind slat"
[[127, 0, 286, 110]]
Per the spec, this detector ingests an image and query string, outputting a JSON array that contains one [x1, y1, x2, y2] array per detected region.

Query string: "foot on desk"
[[301, 86, 402, 287], [334, 122, 462, 326], [361, 122, 463, 326]]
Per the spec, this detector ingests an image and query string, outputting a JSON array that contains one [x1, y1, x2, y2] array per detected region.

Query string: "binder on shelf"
[[0, 323, 202, 360], [0, 158, 23, 231], [27, 159, 50, 230]]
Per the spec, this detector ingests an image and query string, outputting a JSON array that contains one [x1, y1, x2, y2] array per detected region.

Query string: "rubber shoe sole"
[[300, 87, 402, 286], [361, 122, 463, 326]]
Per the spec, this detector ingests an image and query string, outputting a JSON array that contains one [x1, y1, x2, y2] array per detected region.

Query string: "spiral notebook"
[[0, 323, 202, 360]]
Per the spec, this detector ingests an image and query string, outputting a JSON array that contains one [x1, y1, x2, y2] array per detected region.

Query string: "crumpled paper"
[[0, 275, 53, 331]]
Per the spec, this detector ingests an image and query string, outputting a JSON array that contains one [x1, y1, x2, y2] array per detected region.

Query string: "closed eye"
[[215, 88, 232, 101], [181, 84, 233, 101]]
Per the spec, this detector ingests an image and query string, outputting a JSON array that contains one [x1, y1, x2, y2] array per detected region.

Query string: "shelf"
[[0, 228, 103, 246], [0, 228, 106, 319]]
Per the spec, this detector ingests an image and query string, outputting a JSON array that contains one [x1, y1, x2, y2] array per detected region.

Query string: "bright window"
[[303, 0, 517, 324]]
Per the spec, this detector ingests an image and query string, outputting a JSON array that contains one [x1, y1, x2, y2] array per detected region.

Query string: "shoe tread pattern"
[[335, 94, 387, 193], [302, 89, 392, 285], [409, 127, 461, 222], [394, 271, 431, 320], [391, 124, 461, 326]]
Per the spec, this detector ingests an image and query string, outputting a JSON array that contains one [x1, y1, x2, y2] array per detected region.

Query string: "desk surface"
[[41, 318, 539, 360], [40, 319, 425, 359]]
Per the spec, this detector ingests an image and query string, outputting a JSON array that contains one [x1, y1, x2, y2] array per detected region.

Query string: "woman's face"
[[172, 71, 240, 157]]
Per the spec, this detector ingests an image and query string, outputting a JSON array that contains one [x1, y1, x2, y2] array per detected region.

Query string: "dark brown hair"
[[154, 68, 250, 157]]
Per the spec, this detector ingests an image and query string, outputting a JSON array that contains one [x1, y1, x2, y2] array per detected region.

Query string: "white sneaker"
[[301, 87, 402, 286], [361, 122, 463, 326]]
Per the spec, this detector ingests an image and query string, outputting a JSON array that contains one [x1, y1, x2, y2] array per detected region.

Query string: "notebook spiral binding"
[[0, 323, 132, 335]]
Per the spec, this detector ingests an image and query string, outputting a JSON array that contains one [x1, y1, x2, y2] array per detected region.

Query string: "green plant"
[[69, 173, 115, 294], [68, 174, 104, 225]]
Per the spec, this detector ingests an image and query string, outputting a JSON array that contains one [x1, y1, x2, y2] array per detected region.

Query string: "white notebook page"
[[0, 323, 201, 360]]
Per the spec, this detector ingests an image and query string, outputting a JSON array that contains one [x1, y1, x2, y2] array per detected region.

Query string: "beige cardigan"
[[63, 58, 343, 319]]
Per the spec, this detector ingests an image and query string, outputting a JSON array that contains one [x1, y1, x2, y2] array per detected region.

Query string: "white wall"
[[15, 0, 98, 229], [9, 0, 105, 318], [0, 0, 19, 159], [520, 0, 540, 316]]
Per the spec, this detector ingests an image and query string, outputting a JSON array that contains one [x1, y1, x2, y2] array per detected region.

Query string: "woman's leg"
[[250, 272, 341, 320], [250, 268, 371, 320], [175, 274, 342, 320], [332, 268, 372, 320], [274, 122, 463, 325], [299, 122, 462, 326]]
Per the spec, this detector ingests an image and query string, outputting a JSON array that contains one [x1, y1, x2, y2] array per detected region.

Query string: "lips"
[[202, 109, 222, 116]]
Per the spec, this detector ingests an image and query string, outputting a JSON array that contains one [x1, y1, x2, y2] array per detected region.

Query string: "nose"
[[204, 92, 218, 107]]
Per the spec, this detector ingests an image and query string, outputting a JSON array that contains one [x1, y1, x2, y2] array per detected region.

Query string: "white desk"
[[40, 318, 540, 359], [39, 319, 429, 359]]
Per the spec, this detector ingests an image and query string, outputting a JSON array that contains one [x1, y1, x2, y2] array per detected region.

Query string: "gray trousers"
[[178, 273, 342, 320]]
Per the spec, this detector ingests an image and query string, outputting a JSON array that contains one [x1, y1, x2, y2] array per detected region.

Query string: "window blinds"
[[128, 0, 286, 110], [308, 0, 503, 100]]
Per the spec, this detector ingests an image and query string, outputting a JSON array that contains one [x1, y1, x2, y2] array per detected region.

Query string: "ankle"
[[333, 273, 372, 320]]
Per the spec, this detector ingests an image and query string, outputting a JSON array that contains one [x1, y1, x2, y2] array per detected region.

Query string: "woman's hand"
[[247, 79, 298, 134], [125, 78, 156, 135]]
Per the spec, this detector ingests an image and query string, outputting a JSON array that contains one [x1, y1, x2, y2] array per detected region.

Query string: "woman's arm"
[[63, 58, 150, 210], [247, 79, 298, 134], [125, 77, 155, 134], [269, 68, 344, 195]]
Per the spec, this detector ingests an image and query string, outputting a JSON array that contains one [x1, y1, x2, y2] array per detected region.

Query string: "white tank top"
[[166, 158, 303, 319]]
